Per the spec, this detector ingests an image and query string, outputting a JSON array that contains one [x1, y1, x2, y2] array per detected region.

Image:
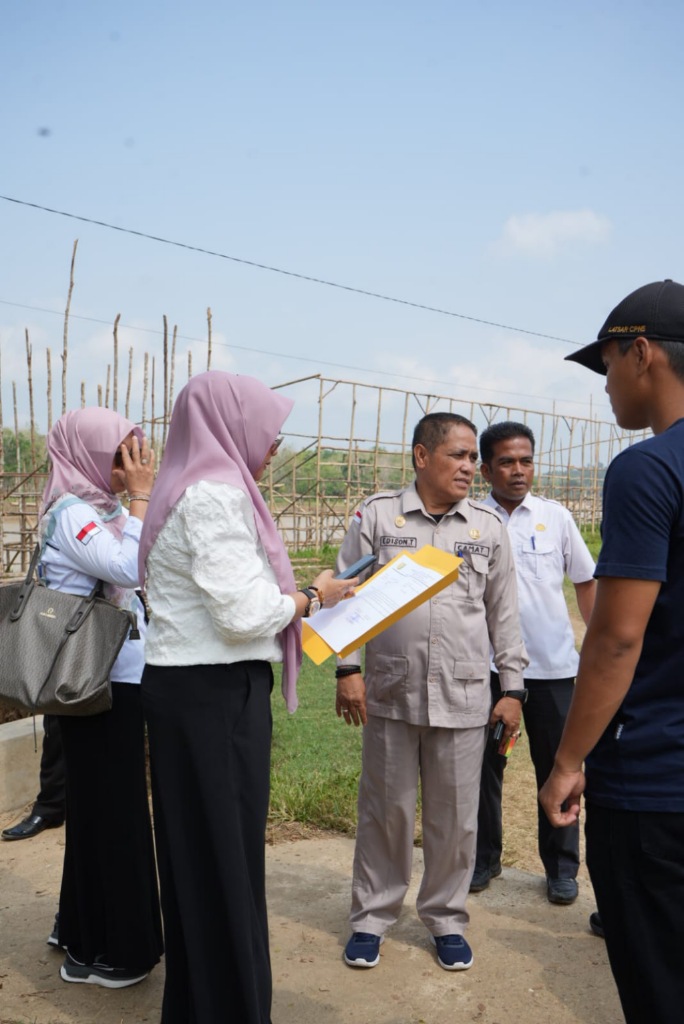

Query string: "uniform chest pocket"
[[457, 551, 489, 601], [518, 539, 558, 581]]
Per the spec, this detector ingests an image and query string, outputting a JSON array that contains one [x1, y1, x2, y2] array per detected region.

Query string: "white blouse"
[[144, 480, 296, 667]]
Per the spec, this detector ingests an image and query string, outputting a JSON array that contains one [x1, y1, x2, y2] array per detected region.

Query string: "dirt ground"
[[0, 609, 623, 1023], [0, 804, 622, 1024]]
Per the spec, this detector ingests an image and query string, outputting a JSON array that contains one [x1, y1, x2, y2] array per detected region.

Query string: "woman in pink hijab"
[[38, 407, 163, 988], [140, 371, 355, 1024]]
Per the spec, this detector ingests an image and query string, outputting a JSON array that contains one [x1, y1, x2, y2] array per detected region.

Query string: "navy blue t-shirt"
[[586, 417, 684, 811]]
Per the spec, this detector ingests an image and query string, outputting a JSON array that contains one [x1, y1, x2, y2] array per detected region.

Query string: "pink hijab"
[[139, 371, 301, 711], [41, 407, 143, 539]]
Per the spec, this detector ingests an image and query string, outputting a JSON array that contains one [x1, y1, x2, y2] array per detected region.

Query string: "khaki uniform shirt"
[[336, 482, 527, 728]]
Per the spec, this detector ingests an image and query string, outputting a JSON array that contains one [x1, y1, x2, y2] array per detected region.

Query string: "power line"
[[0, 296, 606, 411], [0, 194, 582, 347]]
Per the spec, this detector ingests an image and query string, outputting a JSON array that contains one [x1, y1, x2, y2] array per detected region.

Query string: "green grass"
[[580, 526, 602, 561], [272, 527, 601, 841], [270, 657, 363, 834]]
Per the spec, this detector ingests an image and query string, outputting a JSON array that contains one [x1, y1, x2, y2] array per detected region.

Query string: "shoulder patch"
[[75, 521, 101, 545]]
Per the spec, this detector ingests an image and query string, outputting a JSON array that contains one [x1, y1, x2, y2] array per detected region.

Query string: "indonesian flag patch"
[[353, 508, 363, 526], [76, 521, 101, 545]]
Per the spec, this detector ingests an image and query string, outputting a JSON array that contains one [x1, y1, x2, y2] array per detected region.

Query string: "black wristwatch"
[[299, 587, 322, 618], [500, 689, 528, 704]]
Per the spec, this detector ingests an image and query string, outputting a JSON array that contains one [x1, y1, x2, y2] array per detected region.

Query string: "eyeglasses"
[[270, 436, 284, 456]]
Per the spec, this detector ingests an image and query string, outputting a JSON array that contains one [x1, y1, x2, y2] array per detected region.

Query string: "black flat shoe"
[[1, 814, 63, 841]]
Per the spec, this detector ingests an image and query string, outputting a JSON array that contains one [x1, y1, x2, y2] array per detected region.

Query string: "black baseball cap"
[[565, 279, 684, 375]]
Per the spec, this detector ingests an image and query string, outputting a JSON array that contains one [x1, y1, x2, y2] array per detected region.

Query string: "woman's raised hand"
[[120, 434, 155, 497]]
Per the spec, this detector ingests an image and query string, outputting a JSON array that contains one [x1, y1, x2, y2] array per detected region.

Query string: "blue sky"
[[2, 0, 683, 439]]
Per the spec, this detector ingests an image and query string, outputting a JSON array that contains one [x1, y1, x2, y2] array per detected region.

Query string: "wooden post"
[[25, 330, 36, 470], [125, 347, 133, 420], [46, 348, 53, 432], [113, 314, 120, 411], [162, 317, 169, 450], [62, 239, 78, 415]]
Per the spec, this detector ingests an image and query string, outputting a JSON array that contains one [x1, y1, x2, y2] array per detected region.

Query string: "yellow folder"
[[302, 544, 462, 665]]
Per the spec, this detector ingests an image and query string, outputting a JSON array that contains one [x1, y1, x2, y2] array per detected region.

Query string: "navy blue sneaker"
[[547, 877, 578, 905], [432, 934, 473, 971], [344, 932, 383, 968]]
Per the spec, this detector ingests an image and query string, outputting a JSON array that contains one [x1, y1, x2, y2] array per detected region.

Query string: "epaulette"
[[466, 498, 503, 523], [362, 489, 405, 506]]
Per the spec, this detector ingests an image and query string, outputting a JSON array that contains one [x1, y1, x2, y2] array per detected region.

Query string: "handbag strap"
[[11, 545, 107, 623], [9, 545, 43, 621]]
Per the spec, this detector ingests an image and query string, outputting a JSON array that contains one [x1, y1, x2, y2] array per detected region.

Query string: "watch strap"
[[299, 587, 317, 617], [500, 689, 528, 704]]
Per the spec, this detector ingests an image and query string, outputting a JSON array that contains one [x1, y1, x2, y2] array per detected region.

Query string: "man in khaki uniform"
[[336, 412, 527, 972]]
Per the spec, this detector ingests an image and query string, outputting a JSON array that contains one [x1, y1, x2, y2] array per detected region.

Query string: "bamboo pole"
[[142, 353, 149, 436], [104, 365, 111, 408], [169, 324, 177, 421], [151, 356, 156, 451], [12, 383, 20, 475], [46, 348, 53, 431], [25, 329, 36, 470], [125, 347, 133, 420], [162, 317, 169, 450], [62, 239, 78, 415], [113, 314, 120, 411], [12, 381, 26, 571], [344, 383, 357, 529], [0, 345, 4, 572]]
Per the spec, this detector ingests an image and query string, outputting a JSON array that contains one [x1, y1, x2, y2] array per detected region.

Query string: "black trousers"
[[57, 682, 164, 972], [586, 803, 684, 1024], [475, 672, 580, 878], [142, 661, 274, 1024], [32, 714, 66, 823]]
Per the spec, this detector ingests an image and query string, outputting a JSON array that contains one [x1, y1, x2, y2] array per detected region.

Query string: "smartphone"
[[336, 553, 377, 580], [492, 720, 505, 745]]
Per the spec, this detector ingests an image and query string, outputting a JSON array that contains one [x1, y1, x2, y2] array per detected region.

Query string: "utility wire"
[[0, 194, 582, 347], [0, 297, 606, 411]]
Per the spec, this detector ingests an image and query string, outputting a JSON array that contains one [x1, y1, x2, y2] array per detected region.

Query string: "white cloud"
[[494, 209, 612, 258]]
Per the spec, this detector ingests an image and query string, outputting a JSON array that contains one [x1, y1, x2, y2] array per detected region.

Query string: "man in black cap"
[[540, 280, 684, 1024]]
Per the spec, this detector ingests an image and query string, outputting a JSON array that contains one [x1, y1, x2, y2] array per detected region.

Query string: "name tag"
[[455, 541, 490, 557]]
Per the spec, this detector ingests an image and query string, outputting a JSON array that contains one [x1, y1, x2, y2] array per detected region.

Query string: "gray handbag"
[[0, 545, 140, 716]]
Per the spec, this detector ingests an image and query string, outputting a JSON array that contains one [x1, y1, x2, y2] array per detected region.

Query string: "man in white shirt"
[[471, 422, 596, 904]]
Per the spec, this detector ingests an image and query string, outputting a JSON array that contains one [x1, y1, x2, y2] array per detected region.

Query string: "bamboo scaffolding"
[[2, 309, 651, 572]]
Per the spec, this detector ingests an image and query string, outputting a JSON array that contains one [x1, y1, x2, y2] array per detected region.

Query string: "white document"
[[306, 554, 442, 653]]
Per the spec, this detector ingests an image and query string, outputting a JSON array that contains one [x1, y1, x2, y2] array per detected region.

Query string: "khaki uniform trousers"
[[350, 714, 486, 936]]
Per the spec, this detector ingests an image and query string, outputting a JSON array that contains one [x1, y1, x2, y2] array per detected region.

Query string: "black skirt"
[[57, 681, 164, 972]]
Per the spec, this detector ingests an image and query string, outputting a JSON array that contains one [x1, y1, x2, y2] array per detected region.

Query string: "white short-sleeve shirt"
[[483, 492, 595, 679]]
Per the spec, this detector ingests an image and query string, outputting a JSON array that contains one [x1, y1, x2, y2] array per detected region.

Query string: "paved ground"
[[0, 820, 622, 1024]]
